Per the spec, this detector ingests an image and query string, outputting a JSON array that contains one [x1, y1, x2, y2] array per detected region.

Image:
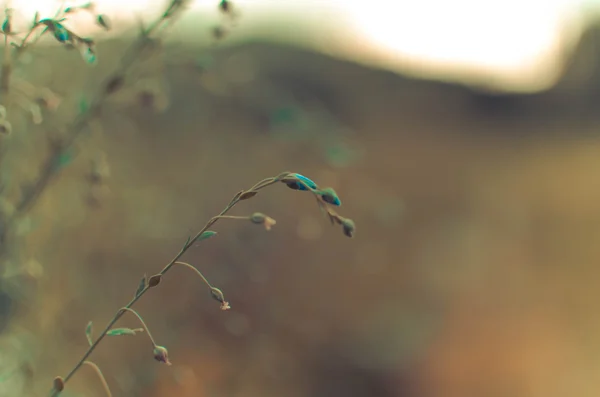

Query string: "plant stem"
[[118, 307, 157, 347], [173, 261, 212, 289], [212, 215, 249, 221], [82, 361, 112, 397], [5, 6, 174, 233], [49, 173, 289, 397]]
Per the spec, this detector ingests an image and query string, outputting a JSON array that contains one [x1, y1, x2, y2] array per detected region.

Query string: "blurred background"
[[3, 0, 600, 396]]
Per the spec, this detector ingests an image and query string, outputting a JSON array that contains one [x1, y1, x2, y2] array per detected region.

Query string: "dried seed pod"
[[210, 287, 230, 310], [148, 274, 162, 287], [283, 173, 318, 191], [153, 345, 172, 365], [53, 376, 65, 392], [319, 187, 342, 206], [250, 212, 266, 224], [239, 191, 257, 200], [340, 217, 355, 238], [249, 212, 276, 230]]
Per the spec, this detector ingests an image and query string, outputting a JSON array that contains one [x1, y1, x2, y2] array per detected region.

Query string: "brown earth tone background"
[[3, 15, 600, 397]]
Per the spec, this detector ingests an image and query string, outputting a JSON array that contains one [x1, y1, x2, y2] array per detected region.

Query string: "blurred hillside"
[[5, 14, 600, 397]]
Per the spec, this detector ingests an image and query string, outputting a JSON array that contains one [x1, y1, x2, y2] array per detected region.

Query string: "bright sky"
[[11, 0, 595, 92]]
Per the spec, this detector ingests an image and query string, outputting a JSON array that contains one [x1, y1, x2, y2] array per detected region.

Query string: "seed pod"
[[153, 345, 172, 365], [148, 274, 162, 287], [53, 376, 65, 392], [341, 218, 355, 238], [283, 173, 318, 191], [250, 212, 266, 224], [239, 191, 257, 200], [319, 187, 342, 206], [210, 287, 231, 310]]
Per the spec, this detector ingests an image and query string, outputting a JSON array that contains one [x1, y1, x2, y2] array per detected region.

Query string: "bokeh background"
[[3, 0, 600, 396]]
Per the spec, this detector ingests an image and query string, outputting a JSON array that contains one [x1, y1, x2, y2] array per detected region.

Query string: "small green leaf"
[[106, 327, 143, 336], [198, 231, 217, 241], [135, 274, 146, 297], [85, 321, 93, 346]]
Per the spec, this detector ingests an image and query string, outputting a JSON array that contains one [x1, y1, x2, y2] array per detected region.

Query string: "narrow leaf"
[[135, 274, 147, 297], [106, 327, 144, 336], [85, 321, 93, 346], [198, 231, 217, 241]]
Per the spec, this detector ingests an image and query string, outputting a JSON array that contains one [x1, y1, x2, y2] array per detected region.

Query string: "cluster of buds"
[[36, 18, 98, 64], [281, 173, 342, 206], [64, 2, 111, 31], [280, 173, 353, 237]]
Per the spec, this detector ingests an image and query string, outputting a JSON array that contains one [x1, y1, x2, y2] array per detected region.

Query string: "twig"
[[49, 171, 354, 396], [48, 172, 284, 396], [3, 0, 186, 233]]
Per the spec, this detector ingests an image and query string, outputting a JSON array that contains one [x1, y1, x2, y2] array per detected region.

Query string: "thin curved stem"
[[82, 361, 112, 397], [49, 173, 292, 397], [212, 215, 250, 221], [173, 261, 212, 289], [119, 307, 157, 347]]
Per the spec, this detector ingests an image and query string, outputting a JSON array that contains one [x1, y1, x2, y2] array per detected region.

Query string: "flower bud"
[[341, 218, 355, 238], [249, 212, 276, 231], [53, 376, 65, 392], [283, 173, 318, 191], [2, 18, 11, 34], [52, 22, 70, 43], [153, 345, 172, 365], [210, 287, 231, 310], [148, 274, 162, 287], [319, 187, 341, 206]]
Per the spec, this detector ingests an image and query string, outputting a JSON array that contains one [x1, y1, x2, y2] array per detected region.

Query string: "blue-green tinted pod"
[[285, 173, 318, 191]]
